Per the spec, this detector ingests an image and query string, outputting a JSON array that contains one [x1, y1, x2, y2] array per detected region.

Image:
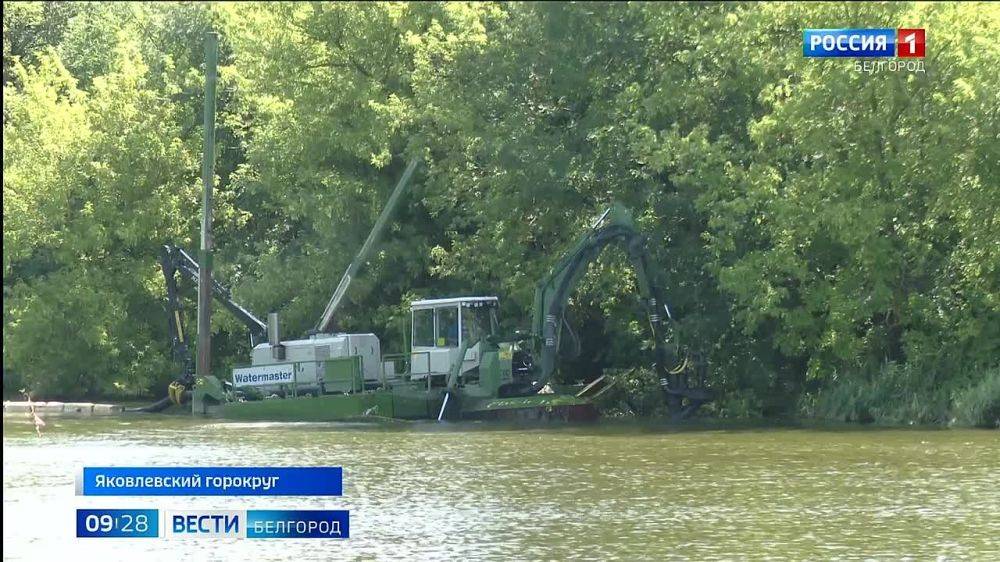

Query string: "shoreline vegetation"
[[3, 4, 998, 430], [6, 365, 997, 429], [596, 365, 1000, 429]]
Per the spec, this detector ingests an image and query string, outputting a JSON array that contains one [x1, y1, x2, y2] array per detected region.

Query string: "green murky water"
[[3, 416, 998, 560]]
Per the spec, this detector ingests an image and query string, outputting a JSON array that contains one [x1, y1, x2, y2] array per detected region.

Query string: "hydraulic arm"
[[524, 203, 710, 415], [160, 244, 266, 385]]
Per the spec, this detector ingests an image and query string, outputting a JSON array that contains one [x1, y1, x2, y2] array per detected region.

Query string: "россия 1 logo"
[[803, 28, 925, 58], [803, 28, 925, 74]]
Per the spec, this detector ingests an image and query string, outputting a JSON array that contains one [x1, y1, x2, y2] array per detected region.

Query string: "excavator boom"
[[525, 203, 710, 415]]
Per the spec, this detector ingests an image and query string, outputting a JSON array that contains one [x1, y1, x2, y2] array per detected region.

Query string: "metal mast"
[[196, 32, 219, 380]]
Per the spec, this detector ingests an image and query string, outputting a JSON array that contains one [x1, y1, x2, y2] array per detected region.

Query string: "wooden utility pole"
[[196, 32, 218, 380]]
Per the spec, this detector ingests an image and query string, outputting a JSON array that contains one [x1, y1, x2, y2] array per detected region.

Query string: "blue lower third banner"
[[78, 466, 342, 496], [163, 509, 349, 539], [77, 509, 159, 538], [246, 510, 350, 539]]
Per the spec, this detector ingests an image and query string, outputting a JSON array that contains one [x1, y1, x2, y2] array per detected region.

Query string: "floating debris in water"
[[22, 390, 45, 437]]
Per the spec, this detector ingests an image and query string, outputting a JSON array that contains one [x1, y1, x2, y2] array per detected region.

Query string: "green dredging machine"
[[163, 159, 711, 422]]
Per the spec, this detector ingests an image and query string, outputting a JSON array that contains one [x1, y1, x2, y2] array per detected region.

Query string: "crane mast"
[[314, 158, 420, 334]]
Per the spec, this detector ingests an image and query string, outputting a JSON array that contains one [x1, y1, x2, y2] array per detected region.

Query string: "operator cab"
[[409, 296, 499, 379]]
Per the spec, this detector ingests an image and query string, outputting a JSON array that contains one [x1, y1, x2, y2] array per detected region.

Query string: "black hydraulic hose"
[[125, 391, 191, 413], [560, 315, 582, 360]]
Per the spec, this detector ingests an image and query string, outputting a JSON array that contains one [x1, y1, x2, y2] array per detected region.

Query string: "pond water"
[[3, 416, 998, 560]]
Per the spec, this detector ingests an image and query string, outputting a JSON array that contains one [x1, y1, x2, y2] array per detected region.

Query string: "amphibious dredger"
[[163, 158, 710, 421]]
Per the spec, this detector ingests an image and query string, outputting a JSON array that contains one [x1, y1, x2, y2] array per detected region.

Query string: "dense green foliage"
[[4, 2, 998, 426]]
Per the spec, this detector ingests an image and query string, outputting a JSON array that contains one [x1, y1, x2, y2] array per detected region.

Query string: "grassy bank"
[[802, 365, 1000, 429]]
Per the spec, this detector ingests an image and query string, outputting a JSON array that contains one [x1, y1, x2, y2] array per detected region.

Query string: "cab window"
[[436, 306, 459, 347], [412, 308, 434, 347], [462, 305, 491, 344]]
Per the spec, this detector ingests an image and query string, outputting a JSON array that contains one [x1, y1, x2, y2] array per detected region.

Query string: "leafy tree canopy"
[[3, 2, 997, 424]]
